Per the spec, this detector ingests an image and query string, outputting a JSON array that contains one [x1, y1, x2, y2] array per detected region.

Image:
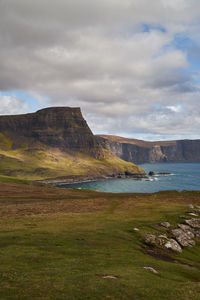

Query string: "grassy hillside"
[[0, 109, 146, 180], [0, 182, 200, 299], [0, 145, 145, 180]]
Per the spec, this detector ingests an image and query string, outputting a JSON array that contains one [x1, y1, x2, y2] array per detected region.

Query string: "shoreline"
[[38, 173, 148, 186]]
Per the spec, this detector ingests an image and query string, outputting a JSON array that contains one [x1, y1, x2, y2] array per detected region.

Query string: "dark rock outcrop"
[[96, 135, 200, 164], [0, 107, 104, 159]]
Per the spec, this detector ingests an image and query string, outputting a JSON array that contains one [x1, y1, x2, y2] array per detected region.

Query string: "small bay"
[[59, 162, 200, 193]]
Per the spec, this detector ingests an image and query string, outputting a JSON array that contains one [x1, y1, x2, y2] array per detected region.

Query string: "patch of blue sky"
[[0, 90, 48, 112], [171, 34, 200, 73], [141, 23, 166, 33], [152, 104, 183, 112], [123, 23, 166, 38], [152, 32, 200, 81], [152, 104, 163, 110], [172, 34, 195, 51]]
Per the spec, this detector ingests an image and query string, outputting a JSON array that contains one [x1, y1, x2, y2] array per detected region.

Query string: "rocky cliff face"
[[0, 107, 104, 159], [97, 135, 200, 164], [0, 108, 145, 180]]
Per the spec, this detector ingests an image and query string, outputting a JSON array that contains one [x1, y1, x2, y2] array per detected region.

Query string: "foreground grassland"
[[0, 182, 200, 299]]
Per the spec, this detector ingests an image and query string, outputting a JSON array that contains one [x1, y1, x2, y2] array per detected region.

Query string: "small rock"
[[160, 222, 171, 228], [164, 239, 182, 252], [195, 230, 200, 238], [144, 234, 157, 245], [179, 216, 187, 219], [148, 171, 155, 176], [102, 275, 118, 279], [185, 218, 200, 229], [133, 228, 139, 232], [177, 223, 194, 232], [143, 267, 158, 274], [172, 228, 195, 247], [158, 234, 168, 239], [188, 204, 194, 209], [188, 212, 199, 217], [157, 235, 169, 246]]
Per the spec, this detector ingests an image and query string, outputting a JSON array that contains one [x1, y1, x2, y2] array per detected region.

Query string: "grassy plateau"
[[0, 179, 200, 300]]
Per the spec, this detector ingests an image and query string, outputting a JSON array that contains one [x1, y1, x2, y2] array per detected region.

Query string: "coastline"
[[38, 172, 148, 186]]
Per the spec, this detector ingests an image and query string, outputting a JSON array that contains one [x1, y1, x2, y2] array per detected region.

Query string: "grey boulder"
[[172, 228, 195, 247], [185, 218, 200, 229], [164, 239, 182, 252]]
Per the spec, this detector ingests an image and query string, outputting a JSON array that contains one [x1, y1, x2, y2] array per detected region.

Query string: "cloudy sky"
[[0, 0, 200, 140]]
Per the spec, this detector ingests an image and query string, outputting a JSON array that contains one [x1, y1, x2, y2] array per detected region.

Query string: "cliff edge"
[[0, 107, 103, 159], [0, 108, 145, 180], [97, 135, 200, 164]]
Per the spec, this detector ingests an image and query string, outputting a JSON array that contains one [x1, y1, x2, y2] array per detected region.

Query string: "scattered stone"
[[178, 224, 194, 233], [143, 267, 158, 274], [158, 234, 168, 239], [143, 209, 200, 255], [188, 204, 194, 209], [144, 234, 157, 245], [172, 228, 195, 247], [164, 239, 182, 252], [185, 218, 200, 229], [160, 222, 171, 228], [188, 212, 199, 217], [102, 275, 118, 279], [157, 235, 169, 246], [195, 230, 200, 238], [133, 228, 139, 232]]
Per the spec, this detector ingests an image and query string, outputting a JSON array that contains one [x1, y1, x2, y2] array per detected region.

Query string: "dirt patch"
[[142, 245, 195, 267], [144, 246, 178, 263]]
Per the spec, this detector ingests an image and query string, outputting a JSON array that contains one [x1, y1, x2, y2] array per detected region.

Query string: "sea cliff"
[[97, 135, 200, 164], [0, 108, 145, 180]]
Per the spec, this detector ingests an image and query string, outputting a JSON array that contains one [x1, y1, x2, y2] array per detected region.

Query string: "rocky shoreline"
[[39, 172, 148, 185], [148, 171, 172, 176]]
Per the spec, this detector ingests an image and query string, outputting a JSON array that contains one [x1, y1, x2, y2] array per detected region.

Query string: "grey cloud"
[[0, 0, 200, 139]]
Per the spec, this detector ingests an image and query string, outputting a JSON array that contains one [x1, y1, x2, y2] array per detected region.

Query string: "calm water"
[[60, 163, 200, 193]]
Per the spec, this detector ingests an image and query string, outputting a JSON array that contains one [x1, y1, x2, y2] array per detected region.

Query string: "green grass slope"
[[0, 145, 145, 180], [0, 182, 200, 299]]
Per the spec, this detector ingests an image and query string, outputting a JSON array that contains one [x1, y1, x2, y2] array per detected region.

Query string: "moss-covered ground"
[[0, 182, 200, 299]]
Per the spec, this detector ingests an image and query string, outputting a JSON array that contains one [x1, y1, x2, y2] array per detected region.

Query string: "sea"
[[59, 163, 200, 193]]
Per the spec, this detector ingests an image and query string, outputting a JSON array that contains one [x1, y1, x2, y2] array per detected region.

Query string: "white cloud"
[[167, 105, 182, 112], [0, 0, 200, 139], [0, 95, 30, 115]]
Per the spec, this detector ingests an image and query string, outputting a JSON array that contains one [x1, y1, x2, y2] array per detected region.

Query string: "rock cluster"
[[144, 204, 200, 253]]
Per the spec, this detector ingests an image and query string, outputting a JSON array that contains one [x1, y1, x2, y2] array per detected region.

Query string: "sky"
[[0, 0, 200, 141]]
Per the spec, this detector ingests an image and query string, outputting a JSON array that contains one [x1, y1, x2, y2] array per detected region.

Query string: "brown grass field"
[[0, 181, 200, 299]]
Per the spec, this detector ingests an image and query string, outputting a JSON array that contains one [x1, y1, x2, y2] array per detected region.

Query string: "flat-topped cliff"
[[97, 135, 200, 164], [0, 108, 145, 180], [0, 107, 104, 159]]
